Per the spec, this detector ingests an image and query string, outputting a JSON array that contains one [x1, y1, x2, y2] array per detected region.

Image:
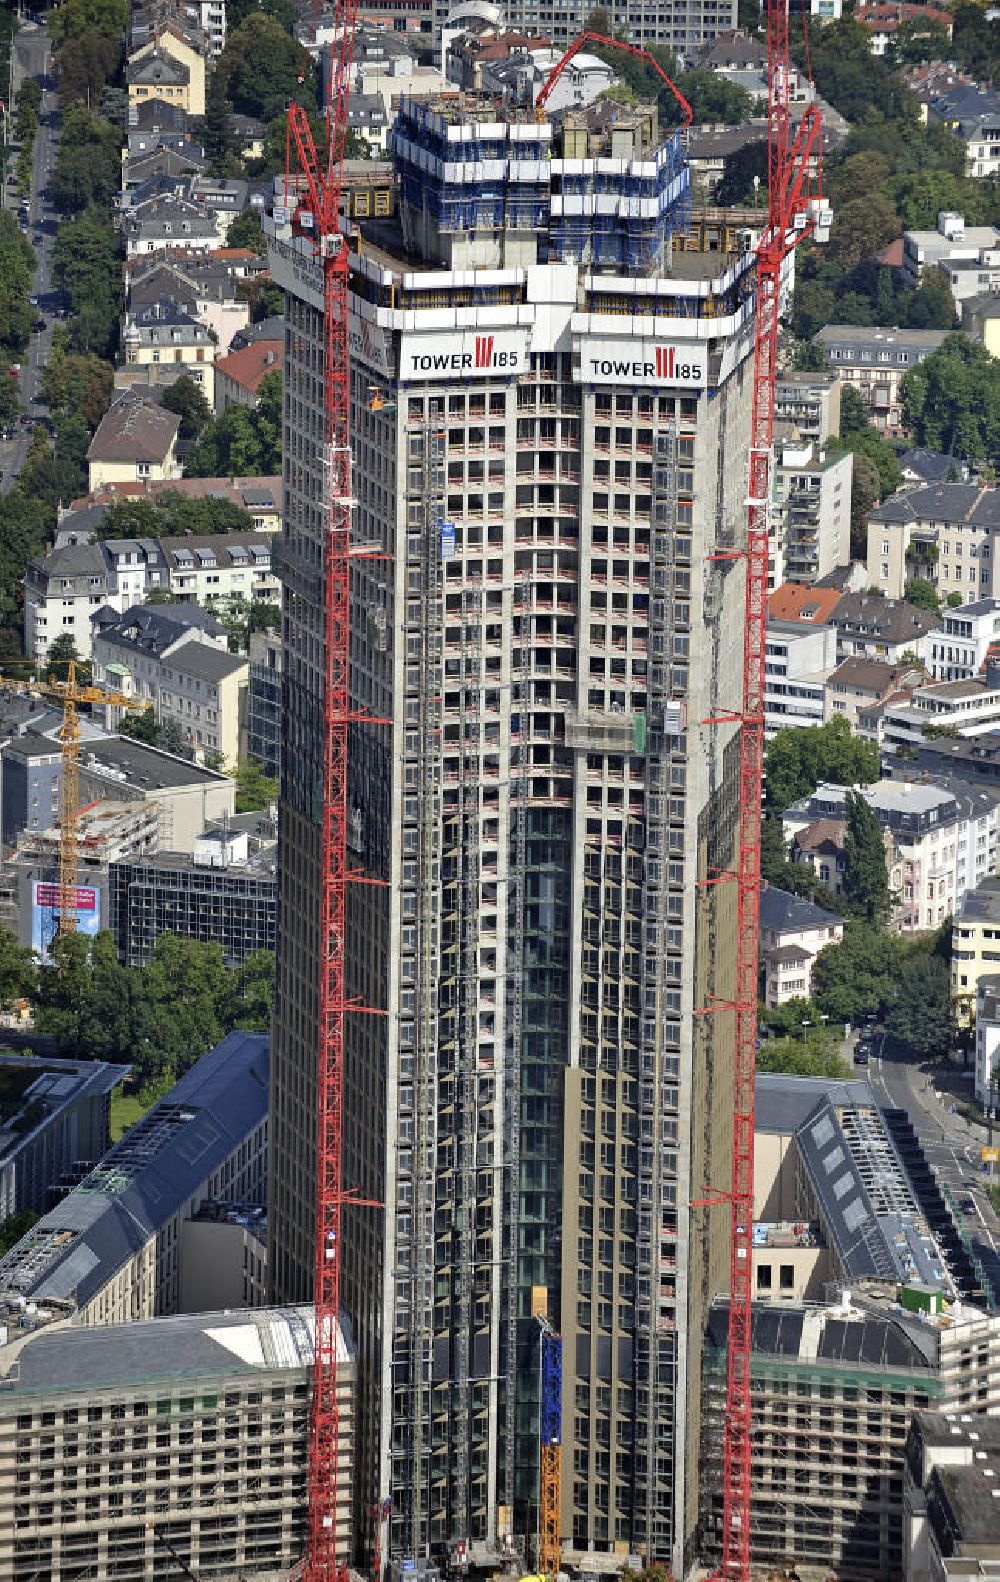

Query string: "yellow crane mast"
[[3, 660, 149, 936]]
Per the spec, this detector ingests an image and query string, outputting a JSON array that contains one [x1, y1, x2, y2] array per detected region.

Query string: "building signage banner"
[[576, 337, 708, 389], [32, 882, 100, 959], [398, 329, 529, 383]]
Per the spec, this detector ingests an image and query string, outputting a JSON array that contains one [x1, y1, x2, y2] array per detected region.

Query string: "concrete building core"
[[267, 90, 756, 1575]]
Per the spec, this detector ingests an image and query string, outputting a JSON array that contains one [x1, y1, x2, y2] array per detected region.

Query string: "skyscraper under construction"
[[268, 92, 755, 1578]]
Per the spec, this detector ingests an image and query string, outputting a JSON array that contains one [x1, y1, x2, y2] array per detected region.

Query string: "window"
[[756, 1264, 772, 1290], [780, 1264, 795, 1290]]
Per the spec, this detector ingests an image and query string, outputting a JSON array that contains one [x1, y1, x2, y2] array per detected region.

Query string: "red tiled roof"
[[767, 581, 844, 624], [214, 340, 284, 396]]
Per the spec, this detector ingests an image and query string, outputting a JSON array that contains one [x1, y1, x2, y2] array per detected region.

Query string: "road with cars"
[[1, 17, 61, 494]]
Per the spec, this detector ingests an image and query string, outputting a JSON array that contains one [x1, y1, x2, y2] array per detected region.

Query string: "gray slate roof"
[[870, 483, 1000, 529], [96, 602, 226, 658], [163, 642, 247, 684], [0, 1032, 268, 1310], [759, 884, 843, 935]]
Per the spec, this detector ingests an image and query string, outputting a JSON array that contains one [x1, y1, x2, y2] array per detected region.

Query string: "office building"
[[0, 1032, 268, 1326], [905, 1411, 1000, 1582], [0, 1054, 127, 1221], [109, 823, 277, 967], [763, 618, 838, 735], [0, 1305, 353, 1582], [269, 91, 755, 1574]]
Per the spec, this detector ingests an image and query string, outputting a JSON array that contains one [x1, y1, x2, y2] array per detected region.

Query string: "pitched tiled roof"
[[86, 398, 180, 464], [767, 582, 844, 624], [214, 340, 284, 396]]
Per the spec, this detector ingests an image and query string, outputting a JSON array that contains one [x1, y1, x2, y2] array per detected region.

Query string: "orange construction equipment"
[[2, 661, 148, 935]]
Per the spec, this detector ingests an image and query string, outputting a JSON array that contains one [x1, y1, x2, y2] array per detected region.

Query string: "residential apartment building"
[[0, 1054, 125, 1220], [831, 589, 938, 663], [963, 289, 1000, 355], [91, 604, 248, 765], [0, 1031, 268, 1325], [929, 86, 1000, 177], [109, 825, 277, 967], [952, 874, 1000, 1023], [974, 972, 1000, 1106], [127, 21, 207, 116], [903, 212, 1000, 284], [772, 440, 852, 585], [759, 885, 844, 1006], [764, 618, 838, 735], [854, 0, 952, 56], [801, 777, 1000, 931], [268, 90, 760, 1575], [122, 194, 219, 258], [0, 1305, 352, 1582], [773, 368, 842, 444], [881, 671, 1000, 749], [868, 483, 1000, 603], [824, 655, 921, 727], [23, 534, 167, 661], [86, 396, 182, 491], [927, 597, 1000, 679], [159, 533, 280, 608], [127, 254, 251, 355], [815, 325, 949, 434], [120, 297, 218, 406], [213, 340, 284, 414]]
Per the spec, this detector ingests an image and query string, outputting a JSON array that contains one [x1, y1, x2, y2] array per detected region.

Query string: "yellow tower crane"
[[2, 660, 150, 937]]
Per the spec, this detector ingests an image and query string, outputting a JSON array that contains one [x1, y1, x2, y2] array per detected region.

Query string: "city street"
[[868, 1032, 1000, 1300], [2, 17, 60, 494]]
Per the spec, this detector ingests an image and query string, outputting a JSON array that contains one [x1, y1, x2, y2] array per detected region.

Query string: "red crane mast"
[[284, 0, 363, 1574], [719, 9, 828, 1581]]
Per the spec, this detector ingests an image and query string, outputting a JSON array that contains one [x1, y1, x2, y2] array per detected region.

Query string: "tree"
[[0, 211, 35, 363], [42, 344, 114, 430], [886, 950, 953, 1057], [887, 16, 952, 66], [216, 14, 316, 122], [811, 923, 904, 1024], [159, 373, 211, 443], [52, 211, 124, 358], [55, 29, 121, 107], [0, 487, 54, 658], [715, 139, 768, 207], [48, 0, 127, 46], [225, 209, 267, 255], [901, 333, 1000, 463], [44, 630, 86, 680], [203, 75, 237, 175], [51, 106, 122, 215], [905, 266, 958, 331], [850, 449, 882, 559], [159, 717, 195, 760], [827, 192, 900, 275], [119, 710, 161, 747], [223, 948, 275, 1031], [0, 926, 34, 1011], [184, 371, 283, 477], [96, 491, 259, 539], [0, 1210, 40, 1258], [904, 577, 940, 611], [234, 758, 278, 813], [764, 716, 880, 818], [842, 789, 891, 925], [840, 385, 869, 439]]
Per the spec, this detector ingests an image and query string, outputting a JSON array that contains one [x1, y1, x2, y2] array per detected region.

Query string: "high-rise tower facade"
[[268, 95, 755, 1577]]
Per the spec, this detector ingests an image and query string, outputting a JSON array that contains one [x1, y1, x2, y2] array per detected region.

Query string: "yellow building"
[[127, 23, 206, 116], [952, 874, 1000, 1026], [963, 294, 1000, 359], [86, 398, 182, 491], [120, 298, 219, 406]]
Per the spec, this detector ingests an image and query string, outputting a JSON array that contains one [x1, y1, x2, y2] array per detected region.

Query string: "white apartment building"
[[773, 369, 842, 444], [927, 597, 1000, 679], [882, 672, 1000, 749], [772, 440, 852, 585], [267, 90, 774, 1577], [868, 483, 1000, 602], [764, 619, 838, 735], [784, 778, 1000, 933], [816, 324, 949, 435], [975, 973, 1000, 1105]]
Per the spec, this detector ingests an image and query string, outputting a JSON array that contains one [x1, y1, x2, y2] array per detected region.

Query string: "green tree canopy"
[[51, 106, 122, 215], [810, 923, 904, 1024], [903, 577, 940, 611], [842, 789, 891, 925], [234, 758, 278, 812], [901, 333, 1000, 463], [184, 371, 282, 477], [52, 210, 124, 358], [49, 0, 127, 45], [0, 927, 34, 1011], [159, 374, 212, 443], [95, 491, 260, 538], [55, 29, 121, 107], [764, 716, 881, 818], [225, 209, 267, 254], [42, 342, 114, 430], [885, 951, 953, 1057], [216, 14, 316, 122], [0, 211, 35, 364]]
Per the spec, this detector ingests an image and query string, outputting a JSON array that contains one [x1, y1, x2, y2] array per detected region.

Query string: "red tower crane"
[[718, 13, 829, 1582], [284, 0, 365, 1576]]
